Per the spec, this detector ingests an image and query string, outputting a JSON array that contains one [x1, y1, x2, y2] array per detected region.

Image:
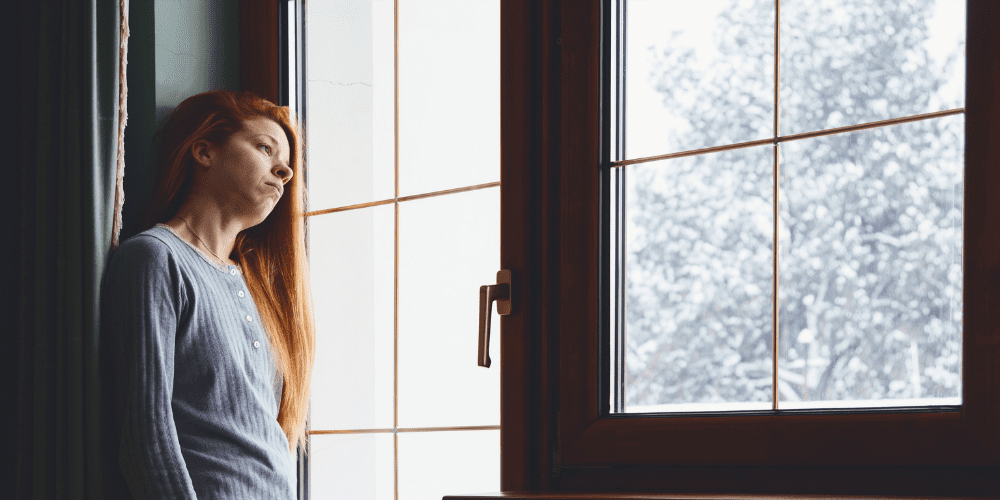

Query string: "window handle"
[[478, 269, 512, 368]]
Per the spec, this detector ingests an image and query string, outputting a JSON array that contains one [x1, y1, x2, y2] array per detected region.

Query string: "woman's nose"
[[274, 164, 293, 183]]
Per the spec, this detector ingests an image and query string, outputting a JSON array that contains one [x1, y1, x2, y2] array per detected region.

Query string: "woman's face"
[[193, 117, 293, 226]]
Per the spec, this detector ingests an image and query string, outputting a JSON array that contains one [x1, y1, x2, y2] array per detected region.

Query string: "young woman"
[[101, 90, 315, 498]]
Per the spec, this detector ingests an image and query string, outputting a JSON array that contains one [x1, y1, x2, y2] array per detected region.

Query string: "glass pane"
[[306, 0, 394, 210], [398, 188, 501, 427], [624, 0, 774, 161], [780, 0, 966, 135], [398, 0, 500, 196], [398, 430, 500, 500], [777, 114, 963, 409], [624, 145, 774, 413], [309, 205, 395, 430], [310, 433, 394, 500]]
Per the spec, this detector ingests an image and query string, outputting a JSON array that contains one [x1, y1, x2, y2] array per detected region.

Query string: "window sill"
[[444, 493, 986, 500]]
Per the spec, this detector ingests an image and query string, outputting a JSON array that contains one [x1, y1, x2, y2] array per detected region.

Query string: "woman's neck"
[[164, 206, 243, 267]]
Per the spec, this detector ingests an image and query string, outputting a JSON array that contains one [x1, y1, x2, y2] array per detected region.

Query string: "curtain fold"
[[16, 0, 126, 498]]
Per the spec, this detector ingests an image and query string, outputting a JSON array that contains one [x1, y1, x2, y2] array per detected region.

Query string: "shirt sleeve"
[[102, 236, 198, 499]]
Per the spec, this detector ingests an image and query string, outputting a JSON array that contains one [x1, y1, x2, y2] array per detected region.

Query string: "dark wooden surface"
[[240, 0, 280, 104], [556, 0, 605, 471], [962, 0, 1000, 458], [444, 493, 993, 500], [500, 0, 542, 492], [498, 0, 563, 492]]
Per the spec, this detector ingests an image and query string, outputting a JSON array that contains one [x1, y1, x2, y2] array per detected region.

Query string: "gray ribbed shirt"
[[101, 225, 295, 499]]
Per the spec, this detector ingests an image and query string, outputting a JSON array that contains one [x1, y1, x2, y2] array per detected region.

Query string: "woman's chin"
[[247, 205, 277, 228]]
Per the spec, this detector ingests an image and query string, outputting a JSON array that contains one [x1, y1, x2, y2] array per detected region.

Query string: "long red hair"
[[143, 90, 314, 453]]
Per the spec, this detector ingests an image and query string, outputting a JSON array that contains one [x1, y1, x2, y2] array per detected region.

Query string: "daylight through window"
[[610, 0, 966, 413]]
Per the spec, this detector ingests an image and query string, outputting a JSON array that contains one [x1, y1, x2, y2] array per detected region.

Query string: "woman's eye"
[[259, 144, 272, 155]]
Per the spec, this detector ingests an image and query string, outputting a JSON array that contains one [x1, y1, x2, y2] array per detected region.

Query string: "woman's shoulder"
[[105, 227, 189, 281], [101, 228, 192, 329], [113, 227, 176, 262], [103, 227, 191, 303]]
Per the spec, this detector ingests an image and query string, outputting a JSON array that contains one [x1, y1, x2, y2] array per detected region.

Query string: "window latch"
[[478, 269, 512, 368]]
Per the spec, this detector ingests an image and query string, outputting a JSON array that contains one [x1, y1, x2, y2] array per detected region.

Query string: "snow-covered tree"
[[626, 0, 963, 407]]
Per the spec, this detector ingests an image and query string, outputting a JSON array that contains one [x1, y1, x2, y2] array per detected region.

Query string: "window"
[[612, 0, 965, 414], [297, 1, 503, 499], [496, 0, 1000, 495]]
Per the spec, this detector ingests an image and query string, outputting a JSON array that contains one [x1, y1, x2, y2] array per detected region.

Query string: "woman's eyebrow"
[[253, 133, 280, 145]]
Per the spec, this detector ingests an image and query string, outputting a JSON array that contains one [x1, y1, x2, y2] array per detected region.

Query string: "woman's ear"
[[191, 139, 213, 169]]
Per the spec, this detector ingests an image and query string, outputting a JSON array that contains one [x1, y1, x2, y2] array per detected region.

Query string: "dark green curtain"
[[15, 0, 124, 497]]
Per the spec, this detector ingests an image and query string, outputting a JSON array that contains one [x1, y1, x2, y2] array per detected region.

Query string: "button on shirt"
[[101, 225, 294, 499]]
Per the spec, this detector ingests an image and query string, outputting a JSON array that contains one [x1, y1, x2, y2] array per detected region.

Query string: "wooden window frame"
[[499, 0, 1000, 495], [240, 0, 281, 105]]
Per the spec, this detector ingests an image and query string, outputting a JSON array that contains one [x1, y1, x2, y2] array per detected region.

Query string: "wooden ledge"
[[444, 493, 983, 500]]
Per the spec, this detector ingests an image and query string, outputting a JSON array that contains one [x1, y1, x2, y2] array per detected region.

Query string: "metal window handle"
[[479, 269, 512, 368]]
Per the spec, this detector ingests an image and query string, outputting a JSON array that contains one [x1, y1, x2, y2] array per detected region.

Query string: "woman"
[[101, 90, 315, 499]]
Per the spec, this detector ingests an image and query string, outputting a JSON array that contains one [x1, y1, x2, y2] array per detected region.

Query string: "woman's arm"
[[102, 236, 197, 499]]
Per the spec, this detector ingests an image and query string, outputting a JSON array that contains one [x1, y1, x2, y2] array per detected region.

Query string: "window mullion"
[[772, 0, 781, 411]]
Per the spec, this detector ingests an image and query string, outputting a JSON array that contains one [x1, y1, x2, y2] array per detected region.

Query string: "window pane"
[[624, 145, 774, 413], [624, 0, 774, 160], [309, 205, 395, 430], [780, 0, 966, 135], [398, 430, 500, 500], [306, 0, 394, 210], [777, 114, 963, 408], [310, 433, 394, 500], [398, 188, 501, 427], [398, 0, 500, 196]]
